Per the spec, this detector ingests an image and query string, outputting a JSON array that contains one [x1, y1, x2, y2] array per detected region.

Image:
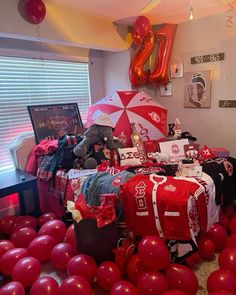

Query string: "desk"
[[0, 169, 40, 217]]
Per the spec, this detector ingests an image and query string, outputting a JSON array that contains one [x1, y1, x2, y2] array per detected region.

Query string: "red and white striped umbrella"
[[87, 90, 167, 147]]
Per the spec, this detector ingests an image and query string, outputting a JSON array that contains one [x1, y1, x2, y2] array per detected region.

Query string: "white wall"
[[97, 13, 236, 157]]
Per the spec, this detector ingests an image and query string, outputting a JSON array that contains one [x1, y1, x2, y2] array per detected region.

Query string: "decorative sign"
[[159, 139, 189, 164], [219, 100, 236, 108], [27, 103, 84, 143], [191, 53, 224, 64]]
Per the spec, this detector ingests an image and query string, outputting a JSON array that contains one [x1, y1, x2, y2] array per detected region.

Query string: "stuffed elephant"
[[73, 113, 123, 168]]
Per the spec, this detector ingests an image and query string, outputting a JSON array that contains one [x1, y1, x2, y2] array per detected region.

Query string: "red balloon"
[[0, 281, 25, 295], [165, 263, 199, 295], [0, 215, 17, 235], [25, 0, 46, 24], [226, 233, 236, 248], [12, 215, 38, 231], [149, 24, 177, 86], [11, 256, 41, 287], [64, 224, 77, 252], [229, 217, 236, 233], [29, 276, 59, 295], [50, 242, 75, 270], [134, 16, 151, 38], [137, 270, 168, 295], [0, 248, 28, 276], [219, 210, 230, 230], [110, 280, 138, 295], [96, 261, 121, 291], [126, 254, 147, 285], [38, 212, 58, 227], [207, 269, 236, 293], [27, 234, 57, 262], [38, 219, 67, 243], [137, 235, 170, 270], [59, 276, 92, 295], [67, 254, 97, 283], [218, 247, 236, 273], [198, 238, 215, 259], [207, 224, 228, 251], [10, 227, 37, 248], [209, 291, 235, 295], [0, 240, 15, 258], [129, 30, 154, 87], [163, 291, 187, 295]]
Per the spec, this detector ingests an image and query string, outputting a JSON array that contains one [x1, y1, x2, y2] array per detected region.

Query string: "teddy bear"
[[73, 113, 123, 169]]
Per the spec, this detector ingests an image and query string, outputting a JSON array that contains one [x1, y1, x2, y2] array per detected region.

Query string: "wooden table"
[[0, 169, 40, 217]]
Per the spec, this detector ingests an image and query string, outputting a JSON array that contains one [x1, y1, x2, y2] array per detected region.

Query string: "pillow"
[[118, 147, 142, 167]]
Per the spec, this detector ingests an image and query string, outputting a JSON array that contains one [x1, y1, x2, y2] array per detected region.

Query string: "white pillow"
[[118, 147, 142, 167]]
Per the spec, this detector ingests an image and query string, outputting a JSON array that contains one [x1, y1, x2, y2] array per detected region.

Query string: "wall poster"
[[184, 70, 212, 108], [27, 103, 84, 143]]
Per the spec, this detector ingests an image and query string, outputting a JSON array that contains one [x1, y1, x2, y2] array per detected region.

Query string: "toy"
[[73, 113, 123, 168]]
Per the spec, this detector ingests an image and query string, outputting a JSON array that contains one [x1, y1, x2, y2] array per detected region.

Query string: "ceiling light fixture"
[[189, 0, 194, 20]]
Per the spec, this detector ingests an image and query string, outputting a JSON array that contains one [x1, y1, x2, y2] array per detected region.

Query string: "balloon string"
[[36, 25, 45, 65]]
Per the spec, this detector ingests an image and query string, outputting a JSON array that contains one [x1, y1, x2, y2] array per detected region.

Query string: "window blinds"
[[0, 56, 91, 172]]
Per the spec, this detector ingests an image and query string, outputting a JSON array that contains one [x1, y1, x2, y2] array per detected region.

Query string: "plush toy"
[[73, 113, 123, 168]]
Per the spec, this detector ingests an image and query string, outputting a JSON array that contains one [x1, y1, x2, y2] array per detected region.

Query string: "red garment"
[[25, 139, 58, 175], [120, 174, 208, 240]]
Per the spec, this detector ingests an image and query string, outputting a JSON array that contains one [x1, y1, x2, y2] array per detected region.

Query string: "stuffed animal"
[[73, 113, 123, 168]]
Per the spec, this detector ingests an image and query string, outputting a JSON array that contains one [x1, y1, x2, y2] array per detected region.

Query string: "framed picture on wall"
[[27, 103, 84, 143], [170, 63, 184, 78], [184, 70, 212, 108], [160, 82, 173, 97]]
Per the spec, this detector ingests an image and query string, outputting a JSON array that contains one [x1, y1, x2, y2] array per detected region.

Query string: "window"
[[0, 56, 91, 172]]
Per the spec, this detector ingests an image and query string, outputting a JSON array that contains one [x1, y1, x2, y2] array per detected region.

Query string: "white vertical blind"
[[0, 56, 91, 172]]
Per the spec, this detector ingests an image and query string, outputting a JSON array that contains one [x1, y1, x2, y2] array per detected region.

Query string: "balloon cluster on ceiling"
[[129, 16, 177, 88], [18, 0, 46, 25]]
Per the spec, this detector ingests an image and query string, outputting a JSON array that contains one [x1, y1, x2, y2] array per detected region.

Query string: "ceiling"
[[52, 0, 235, 25]]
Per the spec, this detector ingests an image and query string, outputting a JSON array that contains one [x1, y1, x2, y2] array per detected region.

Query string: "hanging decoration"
[[129, 16, 177, 88], [18, 0, 46, 24]]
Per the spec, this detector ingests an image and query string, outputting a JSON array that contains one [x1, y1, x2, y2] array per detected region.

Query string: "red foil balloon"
[[11, 257, 41, 288], [207, 269, 236, 293], [149, 23, 177, 85], [0, 240, 15, 258], [67, 254, 97, 283], [25, 0, 46, 24], [50, 242, 75, 270], [0, 281, 25, 295], [137, 235, 170, 270], [59, 276, 92, 295], [165, 263, 199, 295], [110, 280, 138, 295], [129, 30, 155, 87], [29, 276, 59, 295], [137, 270, 168, 295]]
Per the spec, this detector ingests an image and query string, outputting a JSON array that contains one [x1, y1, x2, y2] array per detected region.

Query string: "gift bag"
[[73, 194, 119, 264]]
